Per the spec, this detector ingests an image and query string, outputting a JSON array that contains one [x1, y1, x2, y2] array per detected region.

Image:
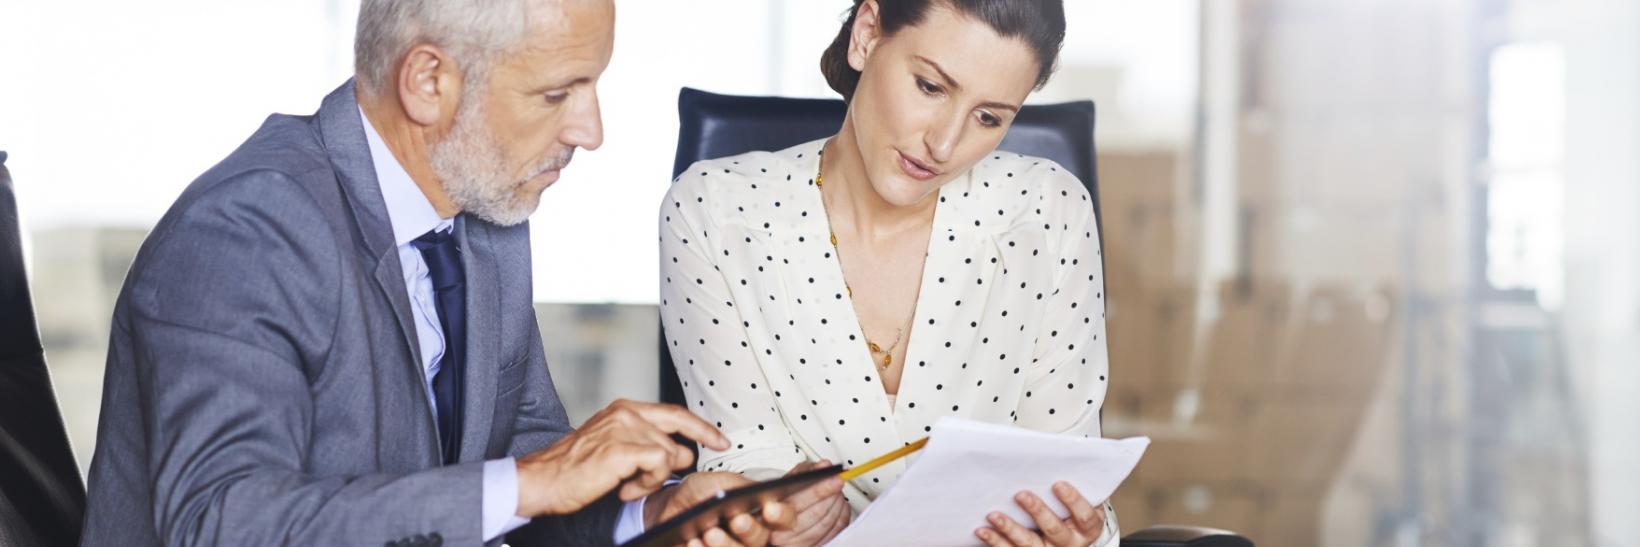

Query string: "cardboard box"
[[1266, 287, 1398, 394], [1201, 280, 1294, 391], [1241, 399, 1367, 485]]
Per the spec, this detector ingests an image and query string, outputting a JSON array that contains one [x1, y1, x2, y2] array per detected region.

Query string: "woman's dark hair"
[[820, 0, 1066, 102]]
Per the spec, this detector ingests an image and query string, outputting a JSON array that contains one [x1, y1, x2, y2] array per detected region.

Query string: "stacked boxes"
[[1098, 150, 1403, 545]]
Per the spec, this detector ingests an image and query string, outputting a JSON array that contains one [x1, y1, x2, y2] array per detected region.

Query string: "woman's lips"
[[898, 151, 939, 181]]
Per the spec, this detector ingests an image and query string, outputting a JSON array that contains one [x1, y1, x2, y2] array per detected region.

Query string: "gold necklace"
[[817, 160, 906, 371]]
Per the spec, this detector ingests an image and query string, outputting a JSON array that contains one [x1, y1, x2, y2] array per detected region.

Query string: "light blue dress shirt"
[[360, 108, 648, 543]]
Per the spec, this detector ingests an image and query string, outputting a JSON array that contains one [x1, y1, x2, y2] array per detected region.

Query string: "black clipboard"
[[619, 464, 844, 547]]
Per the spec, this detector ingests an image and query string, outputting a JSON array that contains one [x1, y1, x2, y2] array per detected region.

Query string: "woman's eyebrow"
[[916, 55, 1021, 113], [915, 55, 962, 91]]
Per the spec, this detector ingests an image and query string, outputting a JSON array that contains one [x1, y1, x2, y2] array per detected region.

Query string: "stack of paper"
[[826, 418, 1149, 546]]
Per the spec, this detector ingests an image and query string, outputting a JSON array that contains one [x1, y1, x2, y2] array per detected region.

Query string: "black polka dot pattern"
[[657, 140, 1111, 514]]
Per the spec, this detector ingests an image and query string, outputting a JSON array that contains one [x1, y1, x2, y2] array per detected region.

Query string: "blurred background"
[[2, 0, 1636, 545]]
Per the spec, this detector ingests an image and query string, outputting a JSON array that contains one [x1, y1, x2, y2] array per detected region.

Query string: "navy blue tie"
[[413, 228, 465, 464]]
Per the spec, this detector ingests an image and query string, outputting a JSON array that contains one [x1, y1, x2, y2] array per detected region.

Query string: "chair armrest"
[[1121, 525, 1254, 547]]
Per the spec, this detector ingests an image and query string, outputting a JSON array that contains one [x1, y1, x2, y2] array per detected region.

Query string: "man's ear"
[[395, 43, 463, 127]]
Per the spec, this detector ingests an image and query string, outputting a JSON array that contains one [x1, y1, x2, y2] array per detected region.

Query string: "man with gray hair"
[[79, 1, 829, 545]]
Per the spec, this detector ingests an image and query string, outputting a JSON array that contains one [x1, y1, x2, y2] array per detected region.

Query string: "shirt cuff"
[[1094, 501, 1121, 547], [482, 457, 532, 541], [612, 479, 683, 544], [613, 497, 648, 544]]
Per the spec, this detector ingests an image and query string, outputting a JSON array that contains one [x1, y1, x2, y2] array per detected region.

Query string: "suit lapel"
[[315, 79, 441, 465], [455, 217, 501, 461], [370, 253, 423, 369]]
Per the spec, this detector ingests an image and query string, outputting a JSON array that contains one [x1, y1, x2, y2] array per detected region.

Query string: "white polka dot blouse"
[[658, 139, 1112, 518]]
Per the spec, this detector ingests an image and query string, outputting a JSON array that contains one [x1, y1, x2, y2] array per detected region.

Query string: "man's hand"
[[514, 399, 728, 517], [644, 472, 797, 547], [769, 460, 849, 547]]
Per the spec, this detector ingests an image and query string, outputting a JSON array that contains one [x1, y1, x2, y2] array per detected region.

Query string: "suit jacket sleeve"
[[502, 315, 623, 547], [125, 170, 489, 546]]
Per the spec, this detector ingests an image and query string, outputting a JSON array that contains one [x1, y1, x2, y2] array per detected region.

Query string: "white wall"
[[0, 0, 1198, 304], [0, 0, 355, 229], [1555, 0, 1640, 543]]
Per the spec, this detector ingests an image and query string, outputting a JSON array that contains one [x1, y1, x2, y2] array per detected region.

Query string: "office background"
[[1, 0, 1635, 545]]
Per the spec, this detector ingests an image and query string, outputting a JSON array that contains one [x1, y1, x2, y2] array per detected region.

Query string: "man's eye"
[[544, 91, 569, 104]]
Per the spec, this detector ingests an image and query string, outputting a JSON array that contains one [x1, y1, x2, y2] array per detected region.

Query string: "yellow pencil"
[[839, 437, 929, 481]]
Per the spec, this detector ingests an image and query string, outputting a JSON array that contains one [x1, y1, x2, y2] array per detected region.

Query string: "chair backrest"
[[0, 150, 88, 547], [661, 88, 1100, 407], [670, 88, 1099, 207]]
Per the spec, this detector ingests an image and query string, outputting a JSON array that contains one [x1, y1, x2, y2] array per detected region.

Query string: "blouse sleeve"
[[1019, 170, 1120, 546], [657, 175, 804, 481], [1018, 170, 1110, 439]]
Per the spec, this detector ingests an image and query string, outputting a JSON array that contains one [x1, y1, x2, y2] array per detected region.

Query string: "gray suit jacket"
[[80, 81, 621, 547]]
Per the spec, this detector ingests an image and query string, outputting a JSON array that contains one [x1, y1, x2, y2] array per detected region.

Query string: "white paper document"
[[826, 418, 1150, 547]]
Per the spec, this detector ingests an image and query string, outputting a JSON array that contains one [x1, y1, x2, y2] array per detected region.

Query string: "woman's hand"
[[646, 471, 795, 547], [770, 460, 852, 547], [974, 482, 1107, 547]]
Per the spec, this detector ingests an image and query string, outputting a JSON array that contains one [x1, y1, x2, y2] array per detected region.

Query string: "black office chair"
[[0, 151, 88, 546], [661, 88, 1253, 547]]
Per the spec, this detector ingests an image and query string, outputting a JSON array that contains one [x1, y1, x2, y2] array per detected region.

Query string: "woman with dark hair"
[[659, 1, 1117, 545]]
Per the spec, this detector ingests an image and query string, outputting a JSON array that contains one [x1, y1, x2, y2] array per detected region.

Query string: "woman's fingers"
[[976, 526, 1019, 547], [1052, 482, 1104, 536], [987, 511, 1044, 547], [820, 494, 853, 539], [782, 460, 842, 513], [700, 526, 745, 547], [728, 512, 771, 547], [1016, 491, 1074, 546]]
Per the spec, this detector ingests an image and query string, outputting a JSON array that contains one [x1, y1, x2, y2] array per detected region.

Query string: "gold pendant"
[[868, 342, 882, 353]]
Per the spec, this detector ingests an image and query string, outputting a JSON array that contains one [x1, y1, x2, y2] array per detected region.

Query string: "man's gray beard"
[[431, 93, 570, 227]]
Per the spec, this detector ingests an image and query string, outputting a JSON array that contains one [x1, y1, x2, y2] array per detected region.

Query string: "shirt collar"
[[359, 106, 452, 247]]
